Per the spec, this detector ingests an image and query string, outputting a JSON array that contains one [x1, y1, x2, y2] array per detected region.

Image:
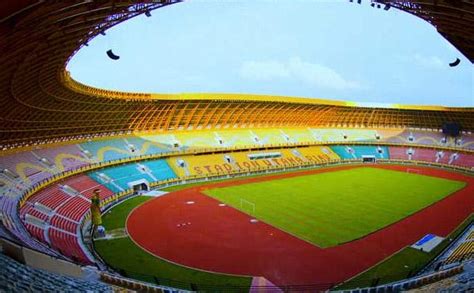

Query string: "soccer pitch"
[[204, 167, 466, 248]]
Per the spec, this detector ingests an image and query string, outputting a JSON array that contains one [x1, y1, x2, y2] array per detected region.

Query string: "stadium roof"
[[373, 0, 474, 63], [0, 1, 472, 146]]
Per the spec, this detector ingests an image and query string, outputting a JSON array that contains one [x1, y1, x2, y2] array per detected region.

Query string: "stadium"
[[0, 1, 473, 292]]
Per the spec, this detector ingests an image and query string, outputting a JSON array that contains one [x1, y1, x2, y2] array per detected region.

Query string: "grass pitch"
[[204, 167, 465, 247]]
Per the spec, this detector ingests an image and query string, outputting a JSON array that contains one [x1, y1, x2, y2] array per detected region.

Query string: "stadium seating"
[[174, 131, 222, 148], [141, 159, 177, 181], [384, 129, 446, 146], [0, 151, 54, 185], [88, 159, 176, 192], [1, 195, 52, 254], [121, 137, 172, 156], [48, 228, 92, 264], [468, 231, 474, 241], [282, 128, 316, 143], [0, 127, 472, 280], [444, 241, 474, 265], [137, 134, 181, 149], [296, 146, 341, 162], [330, 145, 389, 159], [19, 175, 115, 264], [216, 129, 259, 147], [309, 128, 380, 142], [32, 145, 91, 172], [168, 154, 226, 177], [0, 128, 470, 191], [388, 147, 474, 168], [89, 164, 155, 193], [252, 129, 290, 145], [65, 175, 114, 200], [0, 252, 112, 292], [80, 139, 133, 162], [383, 129, 474, 150], [457, 134, 474, 149], [167, 146, 340, 177]]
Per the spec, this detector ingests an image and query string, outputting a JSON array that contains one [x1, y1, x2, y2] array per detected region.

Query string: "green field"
[[94, 196, 252, 291], [204, 167, 465, 247]]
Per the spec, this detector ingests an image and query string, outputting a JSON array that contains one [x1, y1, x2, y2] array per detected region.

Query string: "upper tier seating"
[[80, 139, 134, 162], [32, 145, 91, 172], [174, 131, 222, 148], [282, 128, 315, 143], [384, 129, 446, 146], [251, 129, 290, 145], [330, 145, 389, 159], [88, 159, 176, 193], [0, 252, 112, 292], [310, 128, 381, 142], [121, 137, 172, 156], [384, 129, 474, 150], [457, 134, 474, 149], [216, 129, 260, 147], [0, 151, 54, 185]]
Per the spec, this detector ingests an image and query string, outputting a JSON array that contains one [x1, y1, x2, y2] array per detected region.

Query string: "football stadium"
[[0, 1, 473, 292]]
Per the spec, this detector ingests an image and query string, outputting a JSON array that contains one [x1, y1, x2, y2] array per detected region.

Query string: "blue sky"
[[68, 0, 473, 107]]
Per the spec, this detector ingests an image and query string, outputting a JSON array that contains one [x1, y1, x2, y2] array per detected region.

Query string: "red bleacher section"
[[33, 186, 71, 210], [50, 215, 77, 234], [48, 228, 90, 263], [66, 175, 114, 200], [56, 197, 91, 222], [19, 175, 114, 264], [389, 147, 474, 168], [24, 223, 46, 243]]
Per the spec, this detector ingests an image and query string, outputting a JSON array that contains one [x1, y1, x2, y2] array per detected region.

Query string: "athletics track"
[[127, 164, 474, 290]]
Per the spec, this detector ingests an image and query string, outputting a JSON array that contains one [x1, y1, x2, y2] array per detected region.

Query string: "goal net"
[[240, 198, 255, 215]]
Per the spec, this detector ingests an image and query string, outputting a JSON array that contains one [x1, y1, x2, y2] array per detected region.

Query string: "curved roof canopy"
[[0, 1, 472, 147]]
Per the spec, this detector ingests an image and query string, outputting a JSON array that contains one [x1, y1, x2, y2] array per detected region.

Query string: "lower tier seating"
[[444, 241, 474, 265], [167, 146, 340, 177], [389, 147, 474, 168], [330, 145, 389, 159], [19, 175, 115, 264], [88, 159, 176, 193], [0, 252, 111, 292]]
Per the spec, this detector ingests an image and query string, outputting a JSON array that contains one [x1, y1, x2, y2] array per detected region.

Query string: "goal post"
[[240, 198, 255, 215]]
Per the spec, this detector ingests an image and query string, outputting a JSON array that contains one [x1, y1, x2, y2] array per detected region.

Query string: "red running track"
[[127, 165, 474, 289]]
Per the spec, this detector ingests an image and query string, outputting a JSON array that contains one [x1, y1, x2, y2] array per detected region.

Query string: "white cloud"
[[239, 60, 290, 81], [239, 57, 363, 90], [413, 54, 444, 69]]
